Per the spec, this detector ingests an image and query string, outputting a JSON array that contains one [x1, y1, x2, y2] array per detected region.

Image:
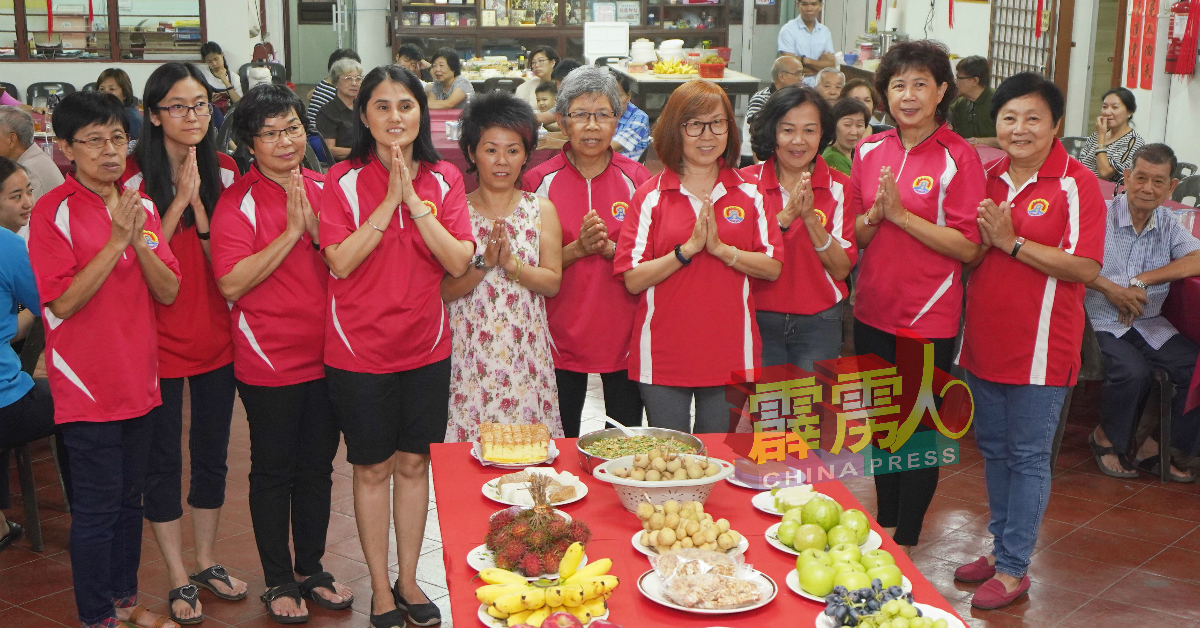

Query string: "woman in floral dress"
[[443, 91, 565, 442]]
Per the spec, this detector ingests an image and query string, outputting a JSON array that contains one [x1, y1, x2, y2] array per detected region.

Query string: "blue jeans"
[[965, 371, 1067, 578], [756, 301, 845, 371]]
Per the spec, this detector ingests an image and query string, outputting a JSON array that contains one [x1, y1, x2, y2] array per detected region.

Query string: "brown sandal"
[[125, 604, 177, 628]]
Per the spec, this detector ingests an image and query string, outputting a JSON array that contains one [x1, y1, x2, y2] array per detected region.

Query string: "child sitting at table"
[[536, 82, 560, 132]]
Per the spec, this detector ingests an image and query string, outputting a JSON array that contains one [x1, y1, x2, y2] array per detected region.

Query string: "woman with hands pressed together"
[[955, 72, 1105, 610], [744, 85, 855, 370], [1078, 87, 1144, 183], [319, 65, 473, 628], [444, 90, 564, 439], [210, 84, 354, 624], [614, 79, 782, 434], [848, 40, 987, 555], [28, 91, 182, 628], [121, 62, 247, 625]]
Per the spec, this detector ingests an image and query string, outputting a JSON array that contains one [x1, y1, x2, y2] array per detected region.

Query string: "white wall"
[[1064, 0, 1098, 136], [895, 0, 990, 58]]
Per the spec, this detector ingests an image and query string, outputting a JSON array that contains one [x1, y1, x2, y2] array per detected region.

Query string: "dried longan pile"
[[610, 451, 721, 482], [636, 500, 743, 554]]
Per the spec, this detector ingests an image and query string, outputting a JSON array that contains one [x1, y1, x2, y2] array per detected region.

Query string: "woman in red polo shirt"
[[210, 85, 355, 623], [320, 65, 474, 628], [614, 79, 783, 434], [743, 85, 855, 370], [120, 62, 247, 624], [850, 41, 986, 553], [955, 73, 1104, 610]]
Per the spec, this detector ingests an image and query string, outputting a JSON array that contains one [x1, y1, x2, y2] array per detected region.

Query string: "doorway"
[[1087, 0, 1127, 122], [289, 0, 357, 87]]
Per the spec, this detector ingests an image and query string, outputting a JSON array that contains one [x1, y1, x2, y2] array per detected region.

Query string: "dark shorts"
[[325, 358, 451, 465]]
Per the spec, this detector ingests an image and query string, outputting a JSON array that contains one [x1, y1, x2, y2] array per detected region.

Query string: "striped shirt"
[[306, 80, 338, 134], [746, 85, 775, 125], [1085, 194, 1200, 350], [614, 102, 651, 162], [1078, 129, 1144, 184]]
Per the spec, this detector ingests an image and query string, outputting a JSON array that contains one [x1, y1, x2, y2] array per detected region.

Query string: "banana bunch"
[[652, 59, 696, 75], [476, 543, 619, 627]]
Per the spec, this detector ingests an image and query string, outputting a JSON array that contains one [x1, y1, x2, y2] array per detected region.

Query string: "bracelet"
[[510, 257, 524, 282], [778, 220, 789, 233], [311, 240, 321, 251], [1010, 236, 1026, 258], [862, 214, 873, 227], [814, 232, 834, 252], [674, 244, 692, 266], [366, 219, 385, 232], [410, 207, 433, 220], [726, 247, 739, 267], [902, 211, 911, 231], [196, 230, 210, 240], [1095, 148, 1108, 154]]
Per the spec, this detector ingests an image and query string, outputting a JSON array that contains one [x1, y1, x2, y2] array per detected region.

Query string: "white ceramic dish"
[[751, 489, 832, 516], [636, 567, 777, 614], [466, 543, 587, 582], [470, 441, 559, 468], [785, 570, 913, 602], [629, 529, 748, 558], [476, 604, 608, 627], [814, 602, 964, 628], [480, 474, 588, 507], [725, 475, 758, 490], [764, 524, 883, 556]]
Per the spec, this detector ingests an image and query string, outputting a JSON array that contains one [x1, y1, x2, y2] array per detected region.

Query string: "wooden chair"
[[482, 77, 525, 94]]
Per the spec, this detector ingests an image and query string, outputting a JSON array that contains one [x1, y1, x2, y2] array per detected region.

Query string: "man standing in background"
[[777, 0, 836, 86]]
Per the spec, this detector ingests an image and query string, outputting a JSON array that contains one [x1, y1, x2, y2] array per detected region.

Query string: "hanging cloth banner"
[[949, 0, 954, 28], [1142, 0, 1160, 88], [1128, 0, 1146, 87], [1179, 0, 1200, 75], [1035, 0, 1044, 36]]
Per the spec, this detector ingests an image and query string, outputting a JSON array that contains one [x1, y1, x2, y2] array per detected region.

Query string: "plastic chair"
[[237, 62, 287, 96], [304, 143, 324, 174], [1174, 162, 1197, 180], [1061, 136, 1088, 159], [82, 82, 97, 92], [1, 82, 18, 101], [482, 77, 525, 94], [26, 82, 76, 106], [1172, 175, 1200, 208]]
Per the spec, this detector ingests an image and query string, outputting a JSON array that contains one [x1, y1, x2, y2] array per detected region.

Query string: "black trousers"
[[237, 378, 341, 587], [555, 369, 644, 437], [1097, 329, 1200, 457], [0, 378, 70, 509], [853, 319, 954, 547]]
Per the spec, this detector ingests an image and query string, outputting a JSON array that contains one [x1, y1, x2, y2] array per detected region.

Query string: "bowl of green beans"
[[576, 427, 705, 474]]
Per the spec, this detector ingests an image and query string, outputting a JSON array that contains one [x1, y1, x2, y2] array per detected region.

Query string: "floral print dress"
[[446, 191, 564, 442]]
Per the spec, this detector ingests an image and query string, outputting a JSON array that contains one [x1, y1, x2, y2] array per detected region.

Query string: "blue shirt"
[[0, 228, 38, 408], [614, 101, 651, 162], [1085, 194, 1200, 349], [776, 18, 833, 85]]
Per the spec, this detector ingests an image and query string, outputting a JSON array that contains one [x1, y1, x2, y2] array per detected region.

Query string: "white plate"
[[630, 529, 749, 558], [466, 543, 587, 581], [481, 475, 588, 507], [636, 568, 777, 614], [814, 602, 964, 628], [785, 570, 913, 602], [764, 524, 883, 556], [476, 604, 609, 627], [751, 490, 831, 517], [471, 441, 560, 468], [724, 475, 758, 489]]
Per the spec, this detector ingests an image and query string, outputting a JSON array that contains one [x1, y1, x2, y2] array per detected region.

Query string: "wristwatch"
[[472, 254, 491, 270], [1129, 276, 1149, 290]]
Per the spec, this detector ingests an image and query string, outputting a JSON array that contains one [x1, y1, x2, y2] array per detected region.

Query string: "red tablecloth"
[[430, 434, 963, 627], [428, 109, 556, 193]]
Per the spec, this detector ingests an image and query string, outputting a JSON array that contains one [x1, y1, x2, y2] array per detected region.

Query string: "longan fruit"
[[633, 454, 650, 469], [672, 468, 688, 480], [666, 459, 682, 473], [686, 464, 703, 479], [640, 530, 651, 546], [659, 528, 677, 546], [651, 457, 667, 473], [685, 520, 700, 536], [646, 469, 661, 482], [631, 467, 646, 481], [680, 537, 694, 549], [648, 512, 664, 530], [704, 463, 720, 477], [663, 500, 680, 515], [648, 449, 663, 461], [717, 532, 735, 550], [664, 512, 680, 530], [636, 503, 655, 520], [716, 518, 730, 533], [704, 527, 718, 544]]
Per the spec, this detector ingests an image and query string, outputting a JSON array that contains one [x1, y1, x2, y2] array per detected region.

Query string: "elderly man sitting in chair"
[[1086, 143, 1200, 482]]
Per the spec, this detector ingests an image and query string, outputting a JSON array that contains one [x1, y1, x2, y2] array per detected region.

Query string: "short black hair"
[[552, 59, 582, 83], [1102, 86, 1137, 116], [458, 90, 538, 177], [233, 83, 306, 151], [534, 82, 557, 96], [199, 41, 223, 58], [830, 97, 871, 127], [397, 43, 424, 62], [348, 65, 441, 165], [431, 47, 462, 76], [609, 68, 633, 95], [529, 46, 561, 68], [328, 48, 361, 70], [53, 91, 129, 142], [0, 155, 27, 189], [955, 56, 990, 87], [1131, 143, 1178, 178], [874, 40, 956, 122], [990, 71, 1065, 124], [750, 85, 834, 161]]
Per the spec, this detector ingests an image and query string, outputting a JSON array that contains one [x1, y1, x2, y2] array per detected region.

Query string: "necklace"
[[471, 188, 523, 222]]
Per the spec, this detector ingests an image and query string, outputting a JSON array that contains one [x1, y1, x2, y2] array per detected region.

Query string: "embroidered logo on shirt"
[[423, 200, 438, 216], [612, 201, 628, 221], [814, 208, 827, 226], [912, 176, 935, 195], [142, 230, 159, 249], [723, 206, 745, 224], [1027, 198, 1049, 217]]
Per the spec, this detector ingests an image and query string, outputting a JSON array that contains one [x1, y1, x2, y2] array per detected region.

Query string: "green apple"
[[782, 507, 805, 525], [798, 562, 837, 597], [828, 542, 862, 565], [826, 525, 858, 547], [801, 497, 842, 532], [791, 524, 828, 552], [796, 548, 832, 571], [839, 509, 871, 545], [867, 564, 904, 589], [832, 560, 866, 574], [833, 569, 872, 591], [859, 549, 896, 571], [776, 521, 800, 547]]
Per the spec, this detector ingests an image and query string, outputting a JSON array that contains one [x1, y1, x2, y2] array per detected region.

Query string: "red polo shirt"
[[28, 176, 183, 423], [319, 157, 473, 374], [959, 140, 1106, 386], [523, 147, 651, 373], [614, 166, 783, 387], [742, 156, 856, 315], [119, 153, 238, 378], [210, 166, 329, 387], [848, 124, 986, 338]]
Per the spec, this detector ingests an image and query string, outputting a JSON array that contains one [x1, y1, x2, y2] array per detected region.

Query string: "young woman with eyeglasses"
[[613, 79, 783, 434], [118, 61, 247, 626]]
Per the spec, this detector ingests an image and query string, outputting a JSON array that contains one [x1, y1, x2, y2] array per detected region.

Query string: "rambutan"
[[567, 520, 591, 544], [498, 541, 525, 569], [552, 539, 572, 556], [519, 553, 543, 577], [543, 550, 562, 573], [547, 518, 569, 538], [528, 529, 550, 550], [489, 509, 517, 531], [510, 521, 531, 538]]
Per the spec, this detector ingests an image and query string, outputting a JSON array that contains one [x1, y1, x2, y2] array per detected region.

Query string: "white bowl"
[[592, 454, 735, 512]]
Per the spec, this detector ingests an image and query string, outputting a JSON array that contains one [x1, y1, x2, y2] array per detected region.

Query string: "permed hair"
[[233, 84, 307, 153], [431, 48, 462, 76], [556, 67, 621, 117], [750, 85, 834, 161], [458, 90, 539, 178], [329, 57, 363, 86], [873, 40, 956, 122]]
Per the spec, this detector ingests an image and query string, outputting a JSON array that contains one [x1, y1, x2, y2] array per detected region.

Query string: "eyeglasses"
[[565, 111, 617, 123], [255, 124, 306, 144], [681, 118, 729, 137], [955, 75, 974, 81], [531, 58, 552, 67], [70, 133, 130, 150], [778, 69, 803, 77], [157, 102, 214, 118], [340, 75, 364, 84]]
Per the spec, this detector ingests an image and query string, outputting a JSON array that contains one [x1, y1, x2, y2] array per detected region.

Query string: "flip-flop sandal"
[[125, 604, 175, 628], [189, 564, 247, 601], [0, 521, 23, 552], [298, 571, 353, 611], [260, 582, 308, 625], [1089, 432, 1139, 478], [167, 584, 203, 625], [1136, 456, 1197, 482]]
